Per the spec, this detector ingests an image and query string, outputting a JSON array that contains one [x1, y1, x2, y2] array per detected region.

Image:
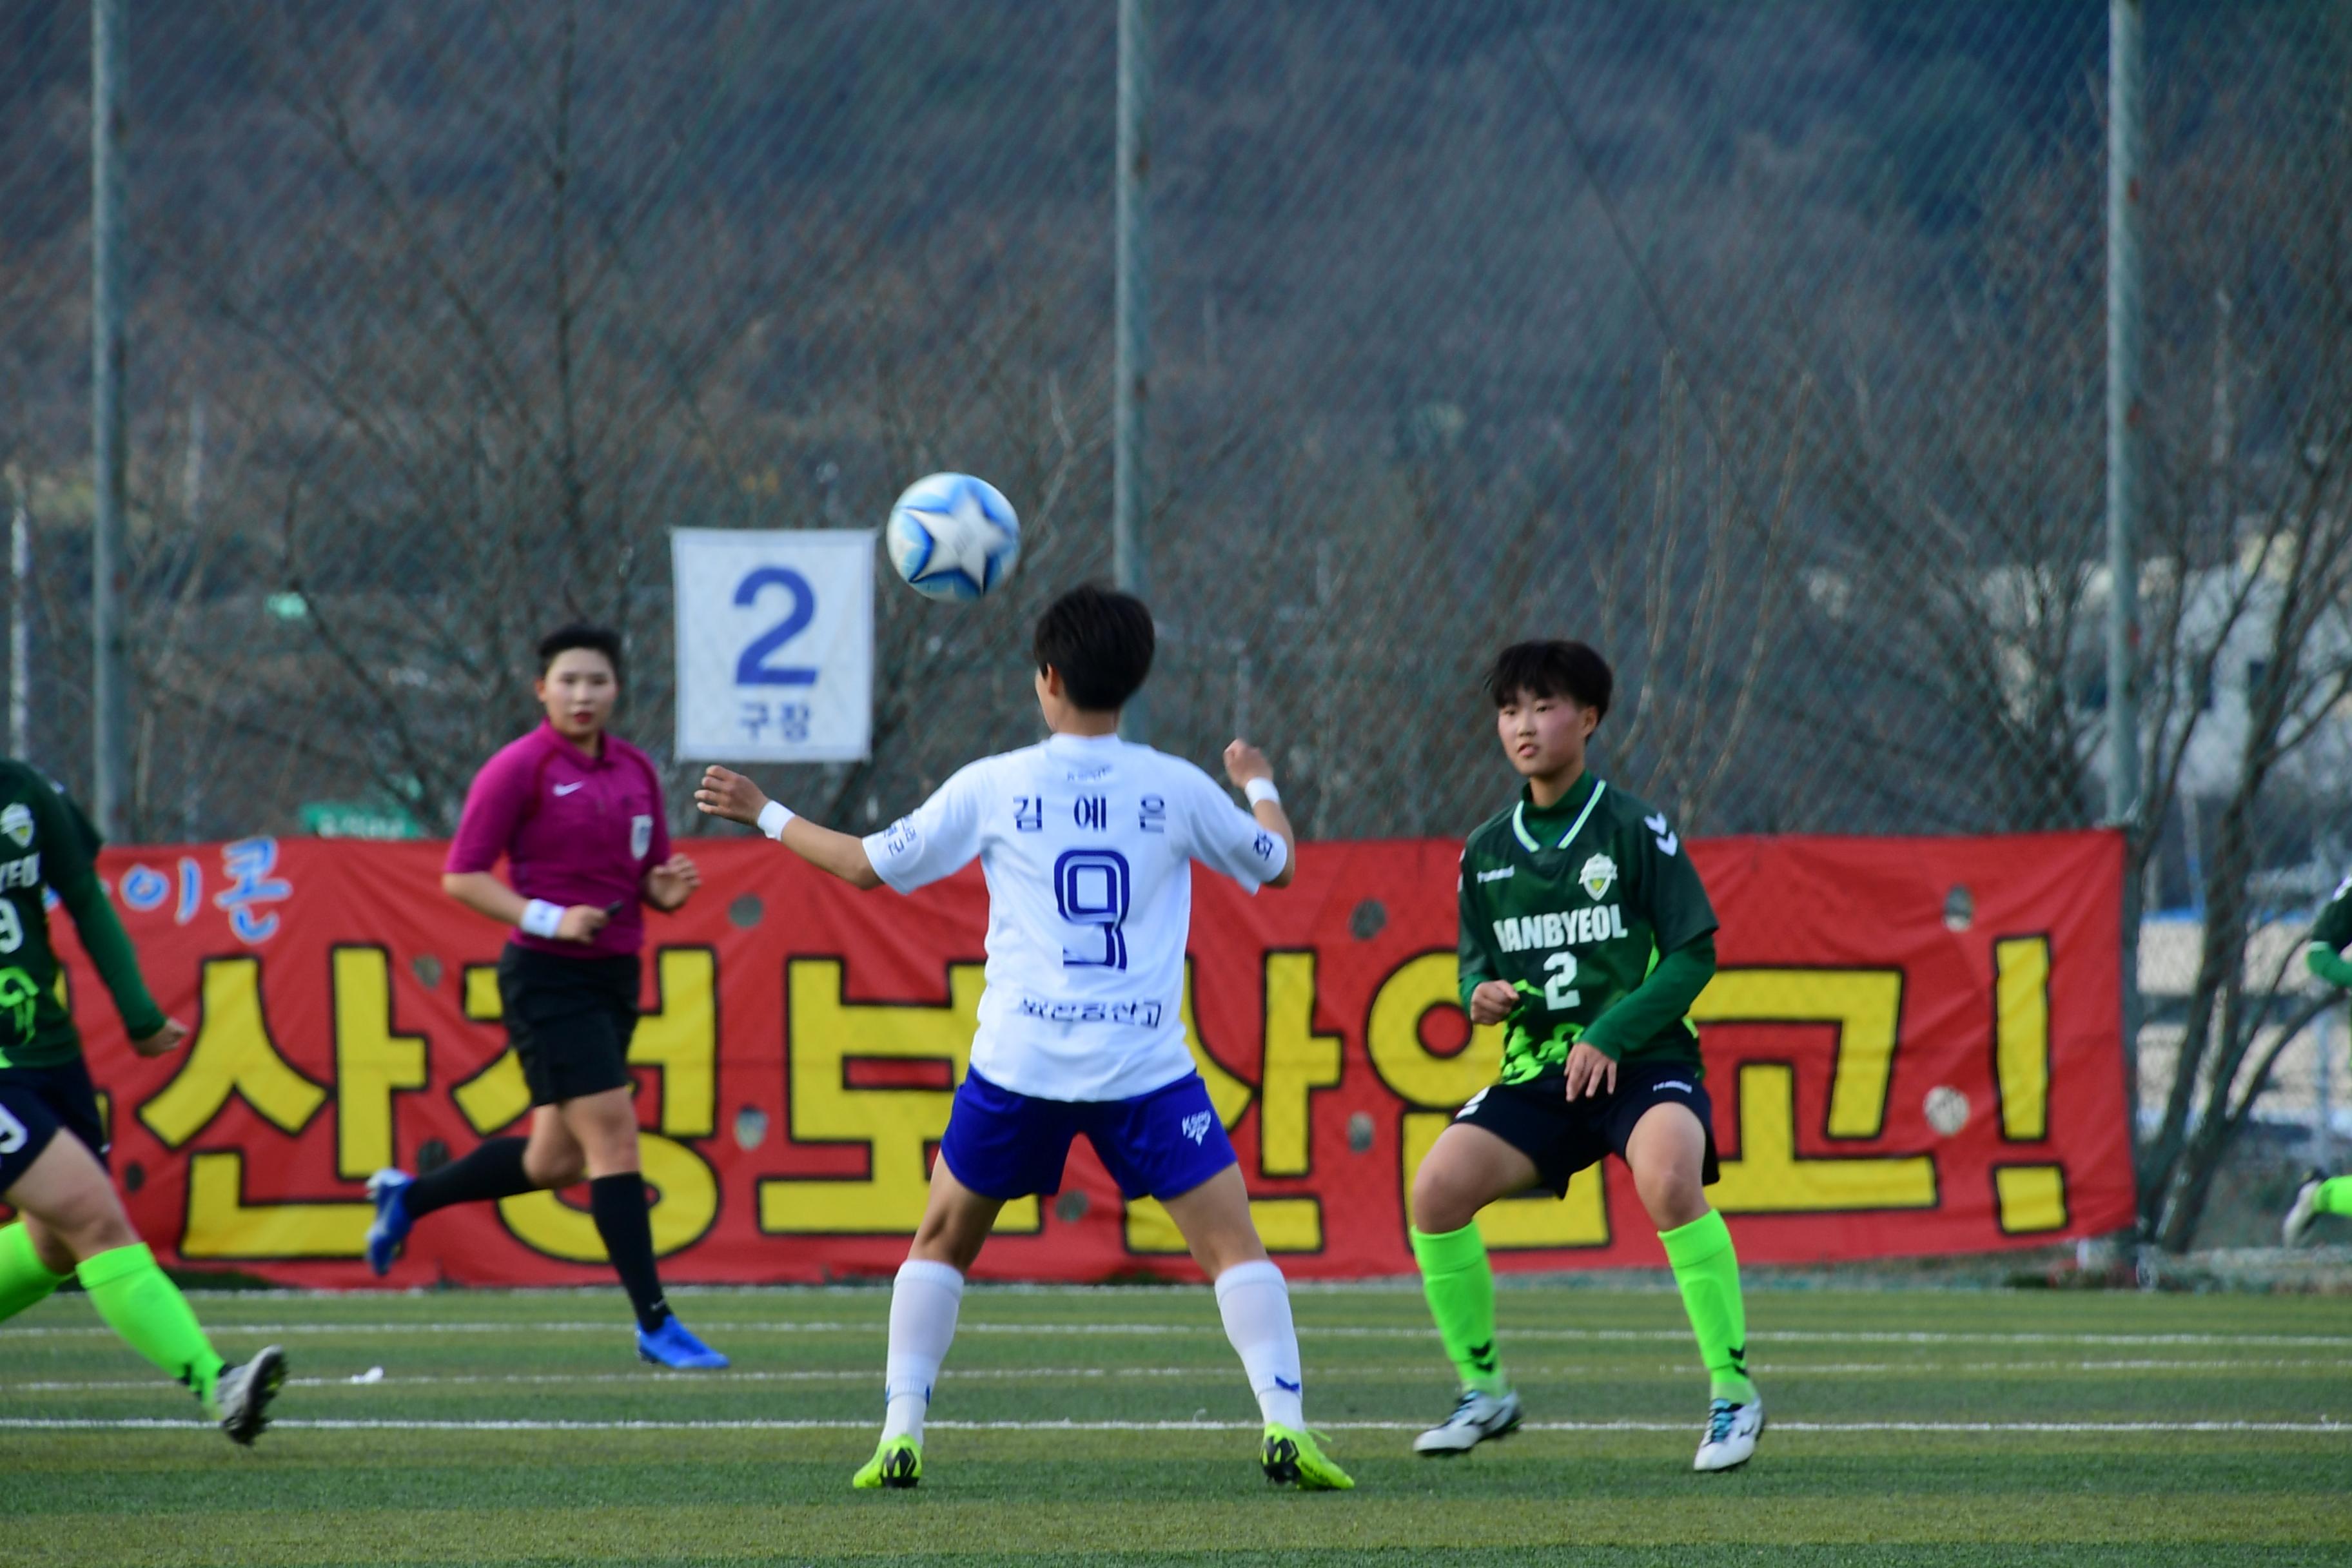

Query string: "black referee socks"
[[404, 1137, 533, 1218], [589, 1173, 674, 1333]]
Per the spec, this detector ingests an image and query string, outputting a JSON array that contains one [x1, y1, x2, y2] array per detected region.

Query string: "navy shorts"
[[941, 1069, 1238, 1202], [0, 1057, 109, 1195], [1454, 1059, 1720, 1199]]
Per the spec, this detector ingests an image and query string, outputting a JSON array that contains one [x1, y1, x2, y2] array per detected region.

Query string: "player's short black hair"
[[538, 623, 624, 681], [1034, 585, 1155, 712], [1484, 639, 1612, 720]]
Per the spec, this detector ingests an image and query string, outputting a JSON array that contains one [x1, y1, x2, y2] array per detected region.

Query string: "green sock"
[[1410, 1222, 1507, 1394], [77, 1243, 226, 1411], [1660, 1210, 1756, 1404], [0, 1222, 70, 1323], [2318, 1177, 2352, 1217]]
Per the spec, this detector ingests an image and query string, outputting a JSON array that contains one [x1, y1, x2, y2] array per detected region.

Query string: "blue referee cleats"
[[638, 1317, 729, 1369], [363, 1168, 414, 1277]]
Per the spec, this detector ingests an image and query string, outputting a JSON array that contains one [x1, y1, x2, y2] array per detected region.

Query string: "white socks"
[[881, 1259, 965, 1444], [1214, 1259, 1305, 1430]]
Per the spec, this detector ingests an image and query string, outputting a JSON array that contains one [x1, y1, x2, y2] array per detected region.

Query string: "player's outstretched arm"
[[1223, 740, 1297, 888], [696, 766, 883, 890]]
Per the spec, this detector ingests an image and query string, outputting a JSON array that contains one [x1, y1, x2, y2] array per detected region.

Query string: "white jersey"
[[861, 731, 1287, 1102]]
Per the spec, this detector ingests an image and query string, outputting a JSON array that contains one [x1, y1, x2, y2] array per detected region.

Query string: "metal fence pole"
[[2107, 0, 2147, 1201], [91, 0, 132, 836], [2106, 0, 2143, 828], [8, 467, 28, 761], [1113, 0, 1152, 742]]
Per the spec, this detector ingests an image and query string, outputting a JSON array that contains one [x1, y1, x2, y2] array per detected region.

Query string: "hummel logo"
[[1181, 1111, 1214, 1145], [1275, 1376, 1301, 1393], [1467, 1339, 1497, 1373], [1643, 812, 1679, 856], [1729, 1345, 1747, 1369], [553, 781, 585, 796], [1656, 1080, 1694, 1093], [1476, 866, 1515, 883]]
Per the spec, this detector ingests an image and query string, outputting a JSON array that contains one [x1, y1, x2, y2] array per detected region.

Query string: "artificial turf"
[[0, 1281, 2344, 1565]]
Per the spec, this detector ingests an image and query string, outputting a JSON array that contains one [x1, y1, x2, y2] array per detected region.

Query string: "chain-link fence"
[[3, 1, 2351, 1241]]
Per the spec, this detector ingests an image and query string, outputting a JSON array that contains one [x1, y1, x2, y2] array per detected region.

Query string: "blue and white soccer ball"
[[886, 473, 1021, 602]]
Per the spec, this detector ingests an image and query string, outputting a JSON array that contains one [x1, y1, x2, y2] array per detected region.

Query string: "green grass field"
[[0, 1280, 2345, 1565]]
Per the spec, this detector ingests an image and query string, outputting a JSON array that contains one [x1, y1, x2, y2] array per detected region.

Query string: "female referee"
[[363, 624, 726, 1368]]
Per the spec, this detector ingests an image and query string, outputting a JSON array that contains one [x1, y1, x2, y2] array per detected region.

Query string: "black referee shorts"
[[1453, 1059, 1720, 1198], [497, 944, 641, 1108], [0, 1057, 109, 1194]]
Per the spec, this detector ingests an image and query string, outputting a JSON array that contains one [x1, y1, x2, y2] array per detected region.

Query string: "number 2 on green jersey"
[[1542, 951, 1579, 1009]]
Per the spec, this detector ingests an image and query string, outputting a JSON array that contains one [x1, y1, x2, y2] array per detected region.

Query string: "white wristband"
[[1244, 778, 1282, 807], [519, 899, 565, 939], [756, 799, 796, 840]]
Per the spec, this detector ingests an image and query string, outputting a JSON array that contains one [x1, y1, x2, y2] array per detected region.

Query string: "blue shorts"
[[940, 1069, 1238, 1202]]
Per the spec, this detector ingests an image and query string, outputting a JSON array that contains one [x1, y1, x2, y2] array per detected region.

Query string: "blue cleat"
[[364, 1169, 413, 1277], [638, 1317, 729, 1369]]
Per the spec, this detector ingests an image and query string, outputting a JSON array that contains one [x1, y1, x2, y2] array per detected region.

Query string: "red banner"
[[55, 830, 2132, 1285]]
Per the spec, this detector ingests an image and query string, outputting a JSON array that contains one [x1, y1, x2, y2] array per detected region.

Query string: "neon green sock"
[[2318, 1177, 2352, 1217], [1660, 1210, 1755, 1404], [77, 1243, 226, 1411], [1409, 1222, 1506, 1395], [0, 1222, 70, 1323]]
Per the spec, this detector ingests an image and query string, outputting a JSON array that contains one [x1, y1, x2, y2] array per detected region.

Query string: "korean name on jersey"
[[859, 734, 1286, 1102]]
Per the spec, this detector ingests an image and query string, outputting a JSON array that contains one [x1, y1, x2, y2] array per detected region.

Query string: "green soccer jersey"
[[0, 761, 164, 1068], [1456, 772, 1719, 1084], [2311, 873, 2352, 988]]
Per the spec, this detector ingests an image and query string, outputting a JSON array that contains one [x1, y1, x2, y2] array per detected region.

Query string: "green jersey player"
[[2284, 871, 2352, 1245], [0, 761, 284, 1440], [1407, 641, 1761, 1473]]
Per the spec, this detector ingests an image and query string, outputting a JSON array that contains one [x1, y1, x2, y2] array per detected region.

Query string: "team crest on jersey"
[[0, 805, 31, 850], [631, 814, 654, 860], [1579, 852, 1617, 900]]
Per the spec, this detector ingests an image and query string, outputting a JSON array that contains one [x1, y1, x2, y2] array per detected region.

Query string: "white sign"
[[672, 529, 873, 762]]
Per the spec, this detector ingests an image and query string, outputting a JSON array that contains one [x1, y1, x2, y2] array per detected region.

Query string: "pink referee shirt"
[[446, 721, 671, 959]]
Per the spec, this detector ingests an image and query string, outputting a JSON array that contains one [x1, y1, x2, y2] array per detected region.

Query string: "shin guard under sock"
[[1660, 1210, 1755, 1404], [881, 1259, 966, 1444], [77, 1242, 226, 1409], [1410, 1221, 1505, 1394], [588, 1172, 672, 1333]]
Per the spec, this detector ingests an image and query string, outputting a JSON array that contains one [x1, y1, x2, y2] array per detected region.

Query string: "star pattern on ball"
[[908, 481, 1012, 591]]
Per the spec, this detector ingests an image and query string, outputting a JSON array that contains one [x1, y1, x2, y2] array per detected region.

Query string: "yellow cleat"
[[1262, 1424, 1355, 1491], [852, 1435, 922, 1490]]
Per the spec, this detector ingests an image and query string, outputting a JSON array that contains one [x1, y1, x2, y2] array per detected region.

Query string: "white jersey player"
[[696, 584, 1353, 1495]]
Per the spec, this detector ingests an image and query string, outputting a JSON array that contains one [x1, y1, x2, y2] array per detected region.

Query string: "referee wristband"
[[756, 799, 796, 841], [1244, 778, 1282, 807], [518, 899, 566, 939]]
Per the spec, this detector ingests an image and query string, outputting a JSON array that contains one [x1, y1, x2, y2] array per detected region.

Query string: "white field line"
[[0, 1416, 2343, 1435], [6, 1357, 2344, 1395], [14, 1320, 2352, 1349]]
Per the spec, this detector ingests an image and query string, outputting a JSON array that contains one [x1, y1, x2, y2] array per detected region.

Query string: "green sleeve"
[[1456, 854, 1499, 1012], [1582, 936, 1716, 1062], [2310, 878, 2352, 988], [1635, 810, 1719, 955], [35, 786, 166, 1041], [2309, 945, 2352, 990]]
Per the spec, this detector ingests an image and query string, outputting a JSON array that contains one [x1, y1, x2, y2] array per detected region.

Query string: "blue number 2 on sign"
[[734, 567, 819, 687]]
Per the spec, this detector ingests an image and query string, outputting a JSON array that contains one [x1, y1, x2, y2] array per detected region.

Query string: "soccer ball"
[[886, 473, 1021, 602]]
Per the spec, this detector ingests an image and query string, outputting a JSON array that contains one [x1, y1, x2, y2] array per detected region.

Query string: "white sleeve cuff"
[[519, 899, 565, 939], [756, 799, 795, 840]]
